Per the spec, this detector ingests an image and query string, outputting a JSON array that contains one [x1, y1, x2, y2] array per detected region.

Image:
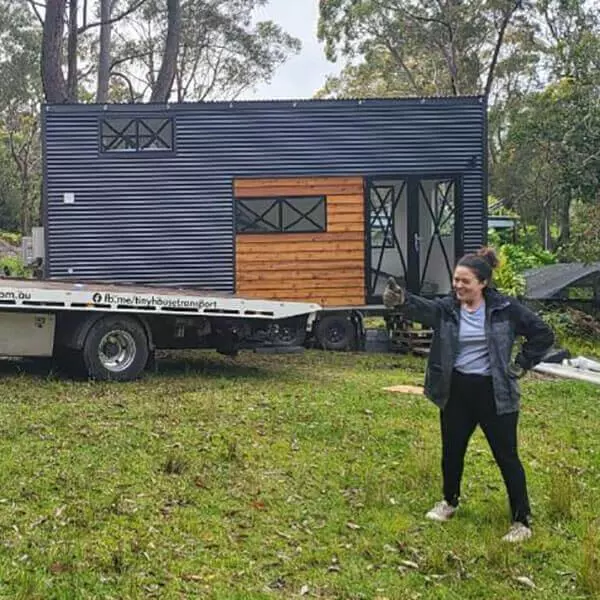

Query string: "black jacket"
[[400, 288, 554, 414]]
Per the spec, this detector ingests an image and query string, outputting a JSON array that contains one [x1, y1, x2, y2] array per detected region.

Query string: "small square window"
[[100, 117, 174, 153], [236, 199, 280, 233], [236, 196, 327, 234], [282, 197, 326, 232]]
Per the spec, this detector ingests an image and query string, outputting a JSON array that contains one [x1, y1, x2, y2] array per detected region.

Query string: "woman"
[[383, 247, 554, 543]]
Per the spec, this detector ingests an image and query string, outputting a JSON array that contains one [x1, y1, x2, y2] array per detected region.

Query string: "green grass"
[[0, 350, 599, 599]]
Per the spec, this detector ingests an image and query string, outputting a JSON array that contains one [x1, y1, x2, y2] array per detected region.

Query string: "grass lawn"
[[0, 349, 599, 599]]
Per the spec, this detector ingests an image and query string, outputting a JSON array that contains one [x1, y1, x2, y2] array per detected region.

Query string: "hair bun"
[[476, 246, 499, 270]]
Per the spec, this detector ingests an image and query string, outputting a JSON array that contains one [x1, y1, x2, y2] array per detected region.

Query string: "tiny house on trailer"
[[40, 96, 487, 350]]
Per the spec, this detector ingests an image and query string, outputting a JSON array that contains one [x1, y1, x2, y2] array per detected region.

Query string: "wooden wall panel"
[[235, 176, 365, 307]]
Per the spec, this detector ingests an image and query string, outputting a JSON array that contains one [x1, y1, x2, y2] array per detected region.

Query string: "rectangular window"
[[101, 117, 174, 152], [236, 196, 326, 233]]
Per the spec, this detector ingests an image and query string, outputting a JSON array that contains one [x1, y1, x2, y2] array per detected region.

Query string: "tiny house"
[[41, 96, 487, 318]]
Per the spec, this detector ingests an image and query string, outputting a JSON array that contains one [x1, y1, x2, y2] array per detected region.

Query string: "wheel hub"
[[98, 330, 137, 373], [327, 326, 342, 342]]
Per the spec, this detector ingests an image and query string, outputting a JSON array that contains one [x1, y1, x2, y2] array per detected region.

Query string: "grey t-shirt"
[[454, 302, 491, 376]]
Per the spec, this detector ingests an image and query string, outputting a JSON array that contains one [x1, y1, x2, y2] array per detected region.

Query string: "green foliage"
[[317, 0, 522, 97], [500, 242, 557, 272], [0, 255, 26, 277], [494, 74, 600, 251], [0, 1, 43, 233], [489, 236, 557, 296], [0, 230, 21, 245], [0, 140, 21, 231], [540, 306, 598, 338], [493, 246, 526, 296], [563, 201, 600, 263], [537, 304, 600, 357]]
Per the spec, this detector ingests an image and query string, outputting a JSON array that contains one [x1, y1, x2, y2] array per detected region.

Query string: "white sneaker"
[[425, 500, 457, 522], [502, 522, 532, 543]]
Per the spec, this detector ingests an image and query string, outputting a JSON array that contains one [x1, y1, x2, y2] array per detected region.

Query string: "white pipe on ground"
[[533, 362, 600, 385]]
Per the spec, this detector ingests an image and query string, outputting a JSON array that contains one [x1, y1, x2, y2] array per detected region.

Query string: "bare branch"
[[25, 0, 44, 25], [77, 0, 148, 34], [110, 52, 152, 70], [110, 72, 137, 103], [8, 132, 24, 172], [383, 40, 422, 94], [542, 4, 560, 43]]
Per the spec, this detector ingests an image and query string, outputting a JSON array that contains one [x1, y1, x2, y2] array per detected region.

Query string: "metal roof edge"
[[44, 95, 487, 113]]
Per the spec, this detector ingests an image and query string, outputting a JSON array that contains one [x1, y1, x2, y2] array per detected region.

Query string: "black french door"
[[366, 176, 463, 303]]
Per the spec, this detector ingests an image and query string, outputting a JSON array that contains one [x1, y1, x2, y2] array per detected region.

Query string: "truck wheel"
[[82, 316, 149, 381], [315, 314, 355, 351], [273, 317, 306, 346]]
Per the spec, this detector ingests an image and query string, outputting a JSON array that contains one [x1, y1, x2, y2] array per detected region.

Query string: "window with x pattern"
[[236, 196, 327, 233], [100, 117, 174, 152]]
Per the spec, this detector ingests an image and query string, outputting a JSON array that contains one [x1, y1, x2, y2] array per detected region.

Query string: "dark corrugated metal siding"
[[43, 97, 486, 289]]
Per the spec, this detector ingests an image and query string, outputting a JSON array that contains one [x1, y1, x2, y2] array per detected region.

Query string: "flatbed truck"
[[0, 278, 320, 381]]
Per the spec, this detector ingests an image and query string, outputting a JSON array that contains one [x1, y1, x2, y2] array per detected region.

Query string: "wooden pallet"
[[386, 315, 433, 355]]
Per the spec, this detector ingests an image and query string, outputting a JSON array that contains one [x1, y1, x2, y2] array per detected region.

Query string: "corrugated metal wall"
[[43, 97, 486, 290]]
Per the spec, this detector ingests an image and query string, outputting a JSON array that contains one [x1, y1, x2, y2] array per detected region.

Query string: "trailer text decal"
[[0, 290, 31, 300], [92, 292, 218, 310]]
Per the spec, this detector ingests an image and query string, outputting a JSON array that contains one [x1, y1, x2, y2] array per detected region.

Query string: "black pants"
[[441, 370, 531, 525]]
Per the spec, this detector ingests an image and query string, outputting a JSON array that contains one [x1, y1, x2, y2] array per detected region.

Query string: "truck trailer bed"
[[0, 278, 321, 320]]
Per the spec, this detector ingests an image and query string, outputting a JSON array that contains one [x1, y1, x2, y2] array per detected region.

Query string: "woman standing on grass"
[[383, 247, 554, 543]]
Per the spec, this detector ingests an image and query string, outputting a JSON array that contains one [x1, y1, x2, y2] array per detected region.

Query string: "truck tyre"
[[82, 315, 149, 381], [315, 314, 355, 351], [273, 317, 306, 347]]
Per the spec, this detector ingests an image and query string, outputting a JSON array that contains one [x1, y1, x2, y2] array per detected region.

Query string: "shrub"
[[0, 255, 27, 277], [493, 246, 526, 296], [0, 231, 21, 246], [487, 232, 557, 297]]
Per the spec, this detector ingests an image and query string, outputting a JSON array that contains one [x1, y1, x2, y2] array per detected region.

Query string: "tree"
[[96, 0, 113, 103], [5, 112, 41, 234], [565, 201, 600, 263], [41, 0, 68, 103], [37, 0, 182, 103], [317, 0, 523, 98], [113, 0, 301, 102], [35, 0, 300, 103], [149, 0, 182, 102], [0, 133, 22, 231], [0, 0, 43, 232], [490, 0, 600, 252], [496, 78, 600, 252]]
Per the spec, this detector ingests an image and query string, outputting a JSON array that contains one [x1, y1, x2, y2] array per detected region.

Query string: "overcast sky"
[[239, 0, 342, 100]]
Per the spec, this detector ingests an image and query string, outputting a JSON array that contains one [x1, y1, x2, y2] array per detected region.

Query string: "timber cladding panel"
[[235, 177, 365, 306]]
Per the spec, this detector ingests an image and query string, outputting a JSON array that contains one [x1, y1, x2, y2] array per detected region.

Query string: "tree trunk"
[[42, 0, 68, 103], [150, 0, 182, 103], [484, 0, 520, 98], [67, 0, 79, 101], [556, 197, 572, 250], [20, 172, 31, 236], [96, 0, 113, 102]]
